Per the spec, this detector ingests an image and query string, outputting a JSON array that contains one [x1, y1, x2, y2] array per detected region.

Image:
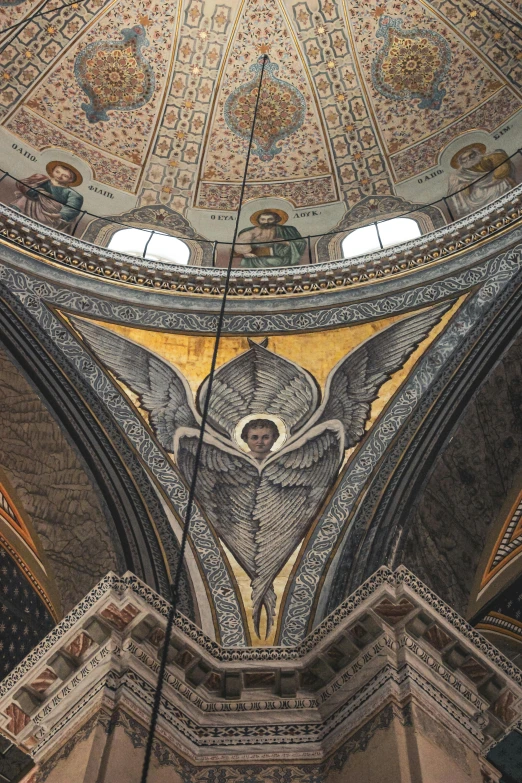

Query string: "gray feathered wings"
[[71, 301, 451, 637]]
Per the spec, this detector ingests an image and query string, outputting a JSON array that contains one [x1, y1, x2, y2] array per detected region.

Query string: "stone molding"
[[0, 185, 521, 301], [2, 229, 522, 646], [0, 567, 521, 766]]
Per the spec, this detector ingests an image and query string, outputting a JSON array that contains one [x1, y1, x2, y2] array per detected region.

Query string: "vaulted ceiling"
[[1, 0, 521, 236]]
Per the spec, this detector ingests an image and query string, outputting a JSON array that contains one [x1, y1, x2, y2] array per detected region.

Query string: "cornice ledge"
[[0, 566, 521, 764], [1, 185, 521, 300]]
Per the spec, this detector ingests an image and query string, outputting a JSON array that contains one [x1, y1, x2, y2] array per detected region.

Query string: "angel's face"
[[245, 426, 277, 460]]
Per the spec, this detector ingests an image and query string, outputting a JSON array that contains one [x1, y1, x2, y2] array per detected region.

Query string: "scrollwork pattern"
[[279, 246, 522, 645]]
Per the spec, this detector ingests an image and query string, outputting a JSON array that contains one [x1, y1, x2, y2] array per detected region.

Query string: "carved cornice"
[[0, 186, 521, 301], [0, 567, 521, 765]]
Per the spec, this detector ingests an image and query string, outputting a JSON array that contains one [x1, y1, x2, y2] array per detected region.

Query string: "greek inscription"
[[88, 185, 114, 198], [294, 210, 321, 217], [418, 169, 443, 184], [494, 125, 511, 140], [11, 143, 37, 162], [210, 214, 234, 220]]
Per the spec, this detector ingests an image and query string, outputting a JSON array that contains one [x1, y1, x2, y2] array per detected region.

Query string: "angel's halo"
[[234, 413, 288, 454]]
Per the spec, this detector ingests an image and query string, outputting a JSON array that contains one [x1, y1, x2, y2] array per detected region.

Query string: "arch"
[[80, 204, 214, 267], [315, 195, 445, 264], [108, 228, 191, 265], [0, 285, 195, 619], [341, 217, 422, 260], [324, 267, 522, 621]]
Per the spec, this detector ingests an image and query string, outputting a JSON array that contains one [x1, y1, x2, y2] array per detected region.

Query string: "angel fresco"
[[72, 301, 451, 637]]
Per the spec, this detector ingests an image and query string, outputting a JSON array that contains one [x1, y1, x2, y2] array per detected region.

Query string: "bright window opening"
[[108, 228, 190, 265], [341, 217, 422, 260]]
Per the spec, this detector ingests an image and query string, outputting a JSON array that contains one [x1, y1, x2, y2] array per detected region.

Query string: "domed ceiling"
[[1, 0, 522, 244]]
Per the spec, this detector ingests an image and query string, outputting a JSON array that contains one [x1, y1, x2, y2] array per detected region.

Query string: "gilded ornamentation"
[[74, 25, 155, 123], [224, 56, 306, 161], [71, 309, 450, 639], [372, 16, 451, 110]]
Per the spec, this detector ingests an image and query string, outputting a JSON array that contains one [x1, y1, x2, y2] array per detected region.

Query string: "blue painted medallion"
[[224, 56, 306, 161], [74, 25, 155, 123], [372, 16, 451, 110]]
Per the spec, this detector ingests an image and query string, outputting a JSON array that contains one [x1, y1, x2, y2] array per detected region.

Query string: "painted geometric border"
[[482, 489, 522, 589], [0, 268, 247, 648], [280, 241, 522, 644]]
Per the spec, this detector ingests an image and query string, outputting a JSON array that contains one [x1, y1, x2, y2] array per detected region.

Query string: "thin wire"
[[472, 0, 522, 39], [138, 54, 269, 783], [3, 145, 521, 249], [0, 0, 84, 37], [1, 0, 54, 55]]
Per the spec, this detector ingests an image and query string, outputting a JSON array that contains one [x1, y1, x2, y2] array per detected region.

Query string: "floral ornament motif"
[[224, 56, 306, 161], [371, 16, 451, 110], [74, 26, 155, 123]]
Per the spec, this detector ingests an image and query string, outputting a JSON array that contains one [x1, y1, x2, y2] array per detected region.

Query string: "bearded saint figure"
[[447, 143, 515, 219], [10, 161, 84, 234], [234, 209, 307, 268]]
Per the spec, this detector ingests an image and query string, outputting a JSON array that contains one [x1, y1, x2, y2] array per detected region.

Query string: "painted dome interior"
[[2, 10, 522, 778], [0, 0, 521, 266]]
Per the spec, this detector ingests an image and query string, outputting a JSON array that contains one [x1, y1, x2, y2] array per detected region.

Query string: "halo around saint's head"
[[450, 142, 486, 169], [234, 413, 288, 453], [250, 208, 289, 226], [46, 160, 83, 187]]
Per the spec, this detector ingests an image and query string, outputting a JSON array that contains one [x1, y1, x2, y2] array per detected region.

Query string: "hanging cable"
[[138, 53, 269, 783], [0, 0, 84, 38], [472, 0, 522, 39], [1, 0, 53, 55]]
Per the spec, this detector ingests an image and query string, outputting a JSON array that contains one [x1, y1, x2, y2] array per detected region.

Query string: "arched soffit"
[[0, 478, 57, 676], [0, 344, 125, 615], [324, 282, 522, 623], [464, 480, 522, 659], [401, 331, 522, 614], [0, 290, 195, 621]]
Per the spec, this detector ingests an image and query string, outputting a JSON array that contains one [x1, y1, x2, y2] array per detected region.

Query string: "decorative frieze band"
[[0, 567, 520, 766]]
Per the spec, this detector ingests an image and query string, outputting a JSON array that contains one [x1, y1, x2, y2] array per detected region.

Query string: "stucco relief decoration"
[[73, 305, 449, 639], [224, 56, 306, 161], [372, 16, 451, 110], [74, 25, 155, 123]]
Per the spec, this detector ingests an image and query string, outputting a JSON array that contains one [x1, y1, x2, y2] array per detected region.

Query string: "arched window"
[[341, 217, 422, 260], [108, 228, 190, 265]]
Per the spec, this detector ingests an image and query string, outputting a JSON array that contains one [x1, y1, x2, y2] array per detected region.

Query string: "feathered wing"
[[251, 421, 344, 637], [311, 301, 453, 448], [70, 317, 199, 451], [198, 340, 319, 438], [174, 430, 260, 580]]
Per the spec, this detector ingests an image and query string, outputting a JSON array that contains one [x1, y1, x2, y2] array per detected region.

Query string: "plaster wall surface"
[[0, 346, 124, 613]]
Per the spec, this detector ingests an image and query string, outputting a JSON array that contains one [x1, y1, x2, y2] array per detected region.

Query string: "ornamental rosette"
[[371, 16, 451, 110], [224, 56, 306, 161], [74, 25, 155, 123]]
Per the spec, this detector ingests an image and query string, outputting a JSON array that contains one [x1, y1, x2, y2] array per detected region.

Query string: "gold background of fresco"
[[67, 297, 463, 644]]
